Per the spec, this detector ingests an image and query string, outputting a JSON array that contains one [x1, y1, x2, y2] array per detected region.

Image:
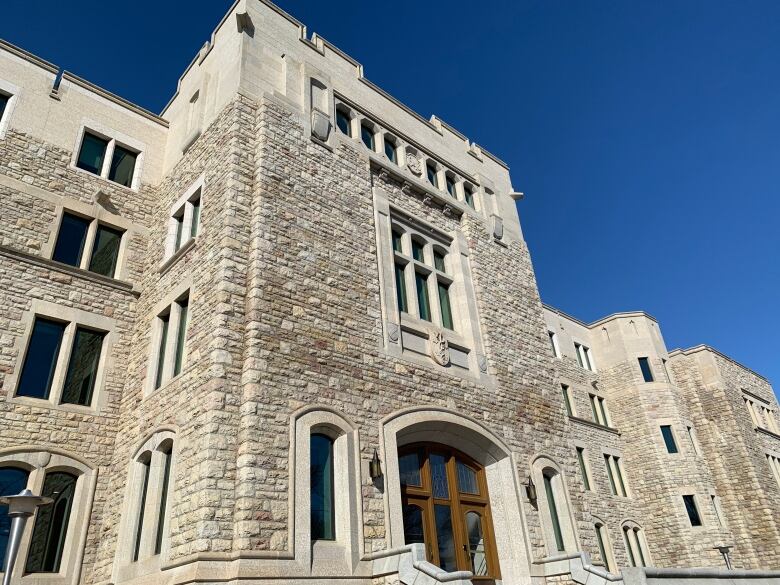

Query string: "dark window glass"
[[395, 263, 408, 313], [17, 318, 66, 400], [173, 299, 189, 377], [133, 458, 151, 562], [392, 230, 403, 253], [638, 357, 654, 382], [426, 163, 438, 187], [108, 144, 137, 187], [174, 210, 185, 251], [598, 397, 609, 426], [561, 385, 573, 416], [60, 327, 105, 406], [154, 314, 170, 390], [464, 186, 475, 209], [415, 272, 431, 321], [434, 504, 456, 572], [445, 176, 456, 197], [604, 455, 618, 495], [623, 528, 636, 567], [190, 197, 201, 238], [335, 109, 351, 136], [660, 425, 678, 454], [52, 213, 90, 267], [412, 240, 425, 262], [543, 473, 565, 551], [26, 472, 77, 573], [456, 460, 479, 495], [429, 453, 449, 499], [683, 495, 702, 526], [155, 446, 173, 554], [433, 250, 446, 272], [360, 124, 374, 150], [384, 139, 397, 163], [0, 93, 8, 121], [0, 467, 30, 570], [438, 282, 454, 330], [88, 224, 123, 277], [76, 132, 108, 175], [576, 447, 590, 490], [595, 525, 611, 571], [398, 451, 421, 487], [402, 504, 425, 544], [310, 433, 335, 540]]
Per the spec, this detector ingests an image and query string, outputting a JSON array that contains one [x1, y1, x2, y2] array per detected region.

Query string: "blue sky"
[[2, 1, 779, 388]]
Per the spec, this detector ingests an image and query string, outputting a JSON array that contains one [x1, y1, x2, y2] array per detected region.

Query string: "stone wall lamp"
[[369, 449, 383, 480], [525, 477, 537, 503]]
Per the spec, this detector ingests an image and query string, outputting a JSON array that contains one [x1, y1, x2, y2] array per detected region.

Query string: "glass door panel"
[[465, 510, 489, 576], [434, 504, 457, 572]]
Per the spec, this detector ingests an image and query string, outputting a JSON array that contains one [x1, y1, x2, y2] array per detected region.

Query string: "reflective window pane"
[[464, 187, 475, 209], [190, 197, 201, 238], [60, 327, 105, 406], [402, 504, 425, 545], [434, 505, 456, 572], [154, 314, 170, 390], [392, 230, 403, 253], [109, 144, 137, 187], [415, 272, 431, 322], [683, 495, 702, 526], [26, 472, 77, 573], [310, 434, 335, 540], [466, 511, 488, 576], [395, 263, 408, 313], [661, 425, 678, 454], [52, 213, 90, 267], [426, 163, 438, 187], [384, 139, 397, 163], [456, 460, 479, 495], [433, 250, 446, 273], [360, 124, 374, 150], [429, 453, 449, 499], [0, 467, 30, 570], [438, 282, 454, 330], [17, 318, 66, 400], [173, 298, 189, 377], [638, 357, 654, 382], [412, 240, 425, 262], [76, 132, 108, 175], [445, 176, 456, 197], [399, 452, 421, 487], [88, 224, 123, 277], [336, 109, 351, 136], [0, 94, 8, 121]]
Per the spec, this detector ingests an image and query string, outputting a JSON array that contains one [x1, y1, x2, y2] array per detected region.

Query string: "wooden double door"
[[399, 443, 501, 582]]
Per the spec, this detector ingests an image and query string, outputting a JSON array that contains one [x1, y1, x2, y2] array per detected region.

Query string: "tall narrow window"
[[26, 472, 78, 573], [412, 239, 425, 262], [133, 457, 151, 562], [416, 272, 431, 321], [767, 454, 780, 486], [154, 313, 170, 390], [76, 132, 109, 175], [594, 523, 612, 572], [169, 187, 203, 256], [360, 123, 375, 150], [662, 358, 671, 381], [660, 425, 678, 454], [60, 327, 105, 406], [604, 454, 628, 497], [604, 454, 618, 496], [173, 297, 189, 377], [687, 426, 700, 455], [548, 331, 560, 358], [576, 447, 591, 490], [561, 384, 574, 416], [445, 176, 456, 198], [392, 230, 403, 253], [336, 108, 351, 136], [384, 138, 397, 163], [638, 357, 654, 382], [0, 467, 30, 570], [52, 213, 90, 267], [590, 395, 609, 426], [623, 525, 647, 567], [88, 224, 123, 277], [310, 433, 335, 540], [426, 163, 439, 188], [543, 471, 565, 552], [152, 293, 190, 390], [395, 263, 408, 313], [683, 494, 702, 527], [613, 457, 628, 497], [108, 144, 138, 187], [155, 445, 173, 554], [575, 343, 594, 371], [190, 195, 201, 238], [16, 317, 66, 400], [433, 250, 446, 272], [438, 282, 454, 330], [464, 185, 475, 209], [0, 93, 8, 121]]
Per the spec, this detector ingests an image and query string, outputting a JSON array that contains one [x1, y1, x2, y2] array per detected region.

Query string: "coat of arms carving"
[[429, 330, 450, 366]]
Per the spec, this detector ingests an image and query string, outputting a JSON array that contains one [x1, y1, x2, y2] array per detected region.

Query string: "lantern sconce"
[[525, 477, 537, 503], [369, 449, 383, 480]]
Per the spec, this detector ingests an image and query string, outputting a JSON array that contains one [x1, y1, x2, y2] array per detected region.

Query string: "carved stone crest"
[[406, 153, 422, 176], [429, 330, 450, 366], [477, 353, 488, 373], [387, 321, 400, 343]]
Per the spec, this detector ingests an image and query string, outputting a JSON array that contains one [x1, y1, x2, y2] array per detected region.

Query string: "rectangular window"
[[76, 131, 109, 175], [433, 250, 446, 272], [360, 123, 375, 150], [169, 187, 203, 256], [590, 395, 609, 426], [392, 230, 403, 253], [154, 314, 170, 390], [595, 524, 612, 571], [173, 297, 189, 377], [687, 426, 700, 455], [426, 163, 438, 188], [660, 425, 678, 454], [384, 139, 397, 163], [60, 327, 105, 406], [395, 263, 408, 313], [16, 318, 66, 400], [154, 446, 173, 554], [52, 212, 124, 278], [575, 342, 594, 371], [604, 454, 618, 496], [576, 447, 591, 490], [683, 494, 702, 527], [767, 454, 780, 486], [561, 384, 574, 416], [445, 176, 456, 197], [108, 144, 138, 187], [613, 457, 628, 496], [604, 454, 627, 497], [437, 282, 454, 330], [133, 458, 151, 562], [0, 93, 8, 121], [152, 292, 191, 390], [415, 272, 431, 321], [638, 357, 654, 382], [190, 195, 201, 238], [336, 109, 351, 136], [464, 185, 475, 209], [412, 240, 425, 262], [548, 331, 560, 358]]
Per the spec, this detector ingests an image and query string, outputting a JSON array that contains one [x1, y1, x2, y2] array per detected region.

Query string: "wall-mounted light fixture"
[[369, 449, 382, 480], [525, 477, 537, 503]]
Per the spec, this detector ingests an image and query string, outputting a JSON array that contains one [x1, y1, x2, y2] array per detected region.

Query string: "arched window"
[[542, 469, 565, 552], [593, 519, 615, 572], [398, 444, 500, 580], [335, 107, 352, 137], [532, 458, 577, 555], [0, 466, 30, 569], [310, 433, 335, 541], [622, 522, 649, 567], [25, 471, 78, 573]]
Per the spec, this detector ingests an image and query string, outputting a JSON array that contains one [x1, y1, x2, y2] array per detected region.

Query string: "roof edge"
[[0, 38, 59, 74], [542, 303, 658, 329], [668, 344, 770, 384]]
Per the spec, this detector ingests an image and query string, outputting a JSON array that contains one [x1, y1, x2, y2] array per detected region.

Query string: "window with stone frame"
[[165, 177, 204, 261], [548, 330, 561, 358], [589, 393, 611, 427], [574, 342, 595, 372], [74, 127, 141, 188], [603, 453, 628, 497], [767, 453, 780, 487], [52, 210, 125, 278], [622, 522, 648, 567], [744, 394, 780, 433], [0, 92, 10, 124], [149, 291, 190, 391]]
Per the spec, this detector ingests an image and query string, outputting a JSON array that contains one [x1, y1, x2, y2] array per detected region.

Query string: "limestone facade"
[[0, 2, 778, 585]]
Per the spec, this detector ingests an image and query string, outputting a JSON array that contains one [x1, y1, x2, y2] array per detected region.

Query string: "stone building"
[[0, 1, 778, 585]]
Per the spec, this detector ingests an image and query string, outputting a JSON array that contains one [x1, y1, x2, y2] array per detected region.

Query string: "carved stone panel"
[[429, 330, 450, 366]]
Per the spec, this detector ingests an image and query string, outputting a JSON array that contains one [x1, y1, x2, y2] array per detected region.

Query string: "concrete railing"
[[532, 551, 623, 585], [368, 543, 473, 585], [622, 567, 780, 585]]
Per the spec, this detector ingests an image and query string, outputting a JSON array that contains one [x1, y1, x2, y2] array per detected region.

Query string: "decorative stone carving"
[[401, 181, 414, 195], [35, 452, 51, 469], [429, 330, 450, 366], [378, 168, 389, 182], [311, 109, 331, 142], [387, 321, 400, 343], [406, 152, 422, 176], [93, 188, 110, 206], [477, 353, 488, 373], [443, 204, 455, 217], [422, 195, 434, 207], [490, 214, 504, 240]]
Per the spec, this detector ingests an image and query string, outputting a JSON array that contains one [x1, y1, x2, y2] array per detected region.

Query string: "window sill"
[[400, 312, 467, 347], [144, 363, 195, 399], [756, 426, 780, 441], [159, 238, 196, 275], [567, 415, 620, 435], [5, 394, 99, 416], [0, 245, 138, 296], [67, 163, 139, 192]]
